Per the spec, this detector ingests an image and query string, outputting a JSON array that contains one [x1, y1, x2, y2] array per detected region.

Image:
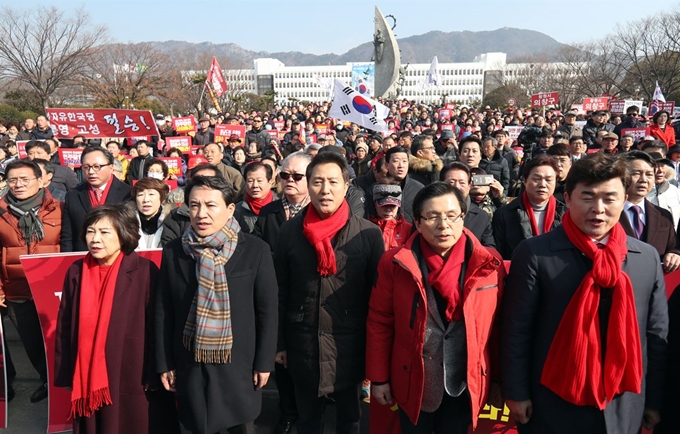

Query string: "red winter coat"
[[366, 229, 505, 427], [371, 217, 413, 250], [650, 123, 676, 147]]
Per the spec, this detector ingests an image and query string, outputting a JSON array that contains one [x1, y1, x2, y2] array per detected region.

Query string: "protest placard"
[[215, 125, 246, 144], [157, 157, 183, 177], [531, 92, 559, 108], [57, 148, 84, 167], [165, 136, 193, 154], [46, 109, 160, 138], [171, 116, 197, 134]]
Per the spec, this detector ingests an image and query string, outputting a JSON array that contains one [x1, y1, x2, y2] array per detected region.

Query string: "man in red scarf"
[[501, 153, 668, 434], [366, 182, 505, 433], [274, 152, 384, 434], [492, 155, 566, 259], [235, 162, 275, 234]]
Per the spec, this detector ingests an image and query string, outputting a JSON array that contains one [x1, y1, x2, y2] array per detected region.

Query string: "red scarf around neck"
[[70, 251, 125, 419], [541, 211, 642, 409], [522, 190, 556, 236], [245, 190, 274, 216], [302, 200, 349, 276], [419, 232, 467, 322], [88, 178, 115, 208]]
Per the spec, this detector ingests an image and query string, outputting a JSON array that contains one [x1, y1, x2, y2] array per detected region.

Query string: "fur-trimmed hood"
[[408, 154, 443, 174]]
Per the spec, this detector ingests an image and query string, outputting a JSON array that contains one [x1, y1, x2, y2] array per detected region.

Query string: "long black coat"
[[155, 232, 278, 434], [254, 199, 288, 252], [464, 201, 495, 248], [54, 252, 178, 434], [61, 177, 131, 252], [501, 226, 668, 434], [274, 209, 384, 396], [492, 197, 566, 260]]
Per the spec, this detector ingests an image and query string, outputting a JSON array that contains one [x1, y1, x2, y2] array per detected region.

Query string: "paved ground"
[[1, 317, 370, 433]]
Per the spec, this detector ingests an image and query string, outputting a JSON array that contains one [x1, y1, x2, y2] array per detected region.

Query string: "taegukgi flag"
[[329, 79, 389, 132], [653, 81, 666, 103], [425, 55, 443, 87]]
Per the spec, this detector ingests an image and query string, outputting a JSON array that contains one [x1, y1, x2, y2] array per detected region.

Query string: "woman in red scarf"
[[55, 205, 178, 434]]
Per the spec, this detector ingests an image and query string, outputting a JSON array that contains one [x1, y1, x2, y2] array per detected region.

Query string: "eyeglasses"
[[280, 172, 305, 182], [82, 164, 112, 172], [419, 213, 464, 225], [7, 177, 36, 186], [422, 146, 436, 152]]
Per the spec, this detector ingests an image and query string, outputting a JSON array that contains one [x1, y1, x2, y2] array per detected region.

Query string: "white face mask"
[[148, 172, 164, 180]]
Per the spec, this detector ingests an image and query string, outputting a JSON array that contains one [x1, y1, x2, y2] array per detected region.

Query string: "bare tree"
[[0, 6, 107, 108], [78, 42, 174, 108]]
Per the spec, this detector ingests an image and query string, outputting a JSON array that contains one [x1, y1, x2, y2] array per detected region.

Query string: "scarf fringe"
[[184, 334, 233, 364], [69, 387, 112, 420]]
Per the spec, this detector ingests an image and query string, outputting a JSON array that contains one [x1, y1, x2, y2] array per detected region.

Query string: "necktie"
[[630, 205, 644, 239], [95, 189, 103, 204]]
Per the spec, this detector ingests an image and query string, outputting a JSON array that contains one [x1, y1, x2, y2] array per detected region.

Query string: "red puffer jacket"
[[0, 190, 62, 300], [366, 228, 505, 427]]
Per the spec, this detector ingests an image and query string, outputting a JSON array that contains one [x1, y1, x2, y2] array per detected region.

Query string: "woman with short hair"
[[131, 177, 171, 249], [55, 204, 178, 433]]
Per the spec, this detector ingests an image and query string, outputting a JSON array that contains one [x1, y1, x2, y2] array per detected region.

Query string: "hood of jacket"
[[408, 154, 443, 174]]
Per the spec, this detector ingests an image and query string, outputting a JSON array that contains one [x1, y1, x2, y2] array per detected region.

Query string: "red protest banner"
[[21, 250, 163, 434], [273, 121, 285, 131], [157, 157, 183, 177], [265, 130, 278, 139], [531, 92, 559, 108], [440, 124, 454, 133], [582, 97, 610, 112], [46, 108, 160, 139], [164, 136, 193, 154], [16, 140, 28, 158], [445, 102, 456, 110], [621, 128, 650, 140], [439, 108, 452, 120], [315, 123, 329, 134], [206, 57, 228, 97], [649, 101, 675, 116], [128, 136, 151, 146], [57, 148, 84, 168], [214, 125, 246, 144], [609, 100, 626, 114], [171, 116, 197, 134]]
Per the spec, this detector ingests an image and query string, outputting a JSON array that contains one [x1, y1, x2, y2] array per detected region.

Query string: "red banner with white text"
[[46, 108, 160, 139]]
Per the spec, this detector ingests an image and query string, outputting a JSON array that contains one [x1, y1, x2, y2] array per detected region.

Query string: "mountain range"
[[148, 27, 568, 67]]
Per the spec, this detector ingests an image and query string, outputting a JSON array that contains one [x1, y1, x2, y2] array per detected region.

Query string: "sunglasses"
[[377, 190, 401, 198], [280, 172, 305, 181]]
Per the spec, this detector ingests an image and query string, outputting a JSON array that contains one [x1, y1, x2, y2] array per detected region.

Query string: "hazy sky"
[[21, 1, 676, 55]]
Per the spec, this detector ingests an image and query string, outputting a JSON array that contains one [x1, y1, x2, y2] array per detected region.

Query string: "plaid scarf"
[[181, 217, 240, 363], [282, 194, 310, 220]]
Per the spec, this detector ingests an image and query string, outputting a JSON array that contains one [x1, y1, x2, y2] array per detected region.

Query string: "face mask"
[[148, 172, 164, 180]]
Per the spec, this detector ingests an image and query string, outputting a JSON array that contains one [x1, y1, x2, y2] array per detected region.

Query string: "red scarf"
[[522, 191, 556, 236], [541, 211, 642, 409], [70, 252, 124, 419], [245, 190, 274, 216], [87, 179, 115, 208], [370, 216, 412, 250], [419, 232, 467, 322], [302, 200, 349, 276]]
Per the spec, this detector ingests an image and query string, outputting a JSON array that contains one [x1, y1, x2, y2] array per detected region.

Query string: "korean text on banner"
[[157, 157, 183, 177], [58, 148, 84, 168], [46, 109, 160, 139], [206, 57, 228, 97], [610, 100, 626, 114], [172, 116, 197, 134], [165, 136, 193, 154], [16, 140, 28, 158], [531, 92, 559, 108], [582, 97, 610, 112], [214, 125, 246, 144], [621, 128, 650, 140]]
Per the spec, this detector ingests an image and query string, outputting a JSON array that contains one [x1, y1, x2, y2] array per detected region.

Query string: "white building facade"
[[230, 52, 510, 104]]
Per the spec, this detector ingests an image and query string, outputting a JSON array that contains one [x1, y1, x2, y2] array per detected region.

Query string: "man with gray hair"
[[254, 151, 312, 434]]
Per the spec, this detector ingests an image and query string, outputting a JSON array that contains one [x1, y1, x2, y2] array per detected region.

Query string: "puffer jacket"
[[366, 229, 505, 428], [0, 190, 62, 300]]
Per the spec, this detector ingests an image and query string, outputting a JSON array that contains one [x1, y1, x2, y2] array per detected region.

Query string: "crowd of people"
[[0, 98, 679, 434]]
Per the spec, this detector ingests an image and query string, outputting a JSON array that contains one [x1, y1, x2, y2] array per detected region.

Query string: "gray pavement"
[[1, 317, 370, 433]]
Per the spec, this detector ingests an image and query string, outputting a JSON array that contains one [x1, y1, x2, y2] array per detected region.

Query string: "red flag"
[[206, 57, 228, 97]]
